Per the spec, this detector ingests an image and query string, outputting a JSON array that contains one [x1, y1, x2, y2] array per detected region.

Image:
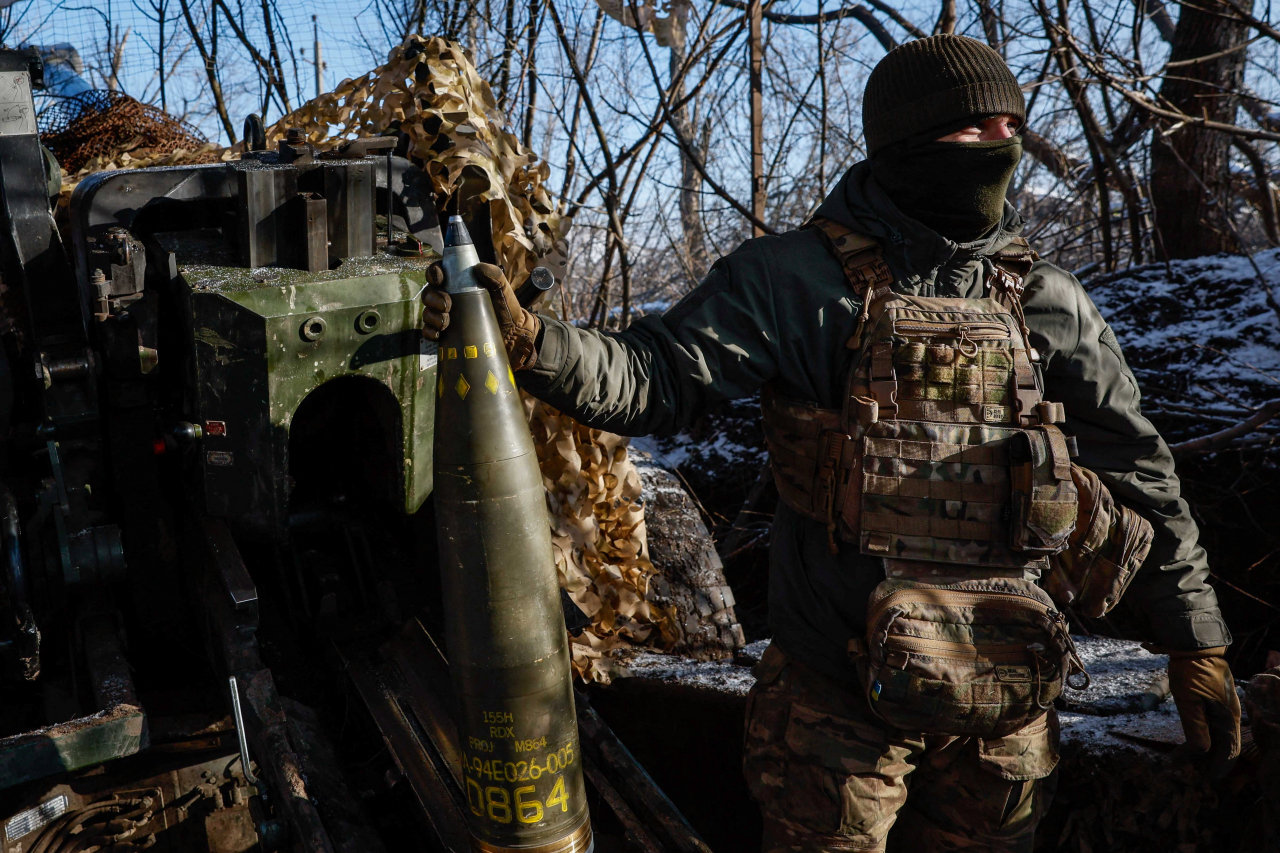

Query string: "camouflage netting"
[[42, 90, 224, 176], [526, 401, 679, 681], [253, 36, 562, 292], [46, 35, 673, 682]]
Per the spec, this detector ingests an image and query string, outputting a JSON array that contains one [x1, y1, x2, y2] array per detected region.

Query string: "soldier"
[[423, 35, 1240, 852]]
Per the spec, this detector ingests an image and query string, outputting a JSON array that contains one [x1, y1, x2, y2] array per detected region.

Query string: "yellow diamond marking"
[[485, 371, 499, 394], [446, 347, 457, 360], [455, 375, 470, 400], [483, 342, 495, 356], [464, 345, 478, 359], [508, 366, 516, 387], [437, 375, 444, 398]]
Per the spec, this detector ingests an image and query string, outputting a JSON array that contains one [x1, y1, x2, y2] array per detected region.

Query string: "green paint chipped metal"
[[182, 256, 438, 536]]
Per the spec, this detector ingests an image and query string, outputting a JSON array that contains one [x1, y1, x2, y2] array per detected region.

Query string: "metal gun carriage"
[[0, 47, 711, 853]]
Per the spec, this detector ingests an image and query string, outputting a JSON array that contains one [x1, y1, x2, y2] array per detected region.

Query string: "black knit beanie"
[[862, 35, 1025, 155]]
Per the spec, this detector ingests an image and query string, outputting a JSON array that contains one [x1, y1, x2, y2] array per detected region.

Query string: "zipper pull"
[[1059, 631, 1091, 690], [1066, 654, 1091, 690], [1043, 612, 1091, 690]]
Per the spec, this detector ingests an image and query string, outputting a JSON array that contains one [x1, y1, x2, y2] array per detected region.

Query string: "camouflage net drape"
[[526, 401, 677, 681], [49, 35, 671, 682], [46, 90, 224, 177]]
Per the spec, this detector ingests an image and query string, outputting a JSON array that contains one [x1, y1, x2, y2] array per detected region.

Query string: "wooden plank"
[[341, 652, 470, 853]]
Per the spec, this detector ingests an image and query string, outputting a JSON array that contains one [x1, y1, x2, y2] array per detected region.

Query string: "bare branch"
[[862, 0, 926, 38], [1170, 401, 1280, 453], [710, 0, 897, 49], [546, 0, 634, 322], [211, 0, 291, 113], [627, 0, 778, 234], [177, 0, 236, 142], [1130, 0, 1176, 42], [1023, 130, 1080, 179], [933, 0, 956, 35], [1233, 137, 1280, 245]]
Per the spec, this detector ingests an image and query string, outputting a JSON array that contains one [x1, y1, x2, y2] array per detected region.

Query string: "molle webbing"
[[860, 422, 1014, 556], [808, 219, 895, 308], [848, 331, 1041, 426], [761, 218, 1058, 567], [760, 385, 861, 542]]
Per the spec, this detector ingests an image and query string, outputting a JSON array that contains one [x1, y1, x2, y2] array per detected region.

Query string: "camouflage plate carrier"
[[761, 218, 1151, 738]]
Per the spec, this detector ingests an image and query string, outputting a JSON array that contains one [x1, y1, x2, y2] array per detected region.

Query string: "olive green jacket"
[[521, 161, 1229, 681]]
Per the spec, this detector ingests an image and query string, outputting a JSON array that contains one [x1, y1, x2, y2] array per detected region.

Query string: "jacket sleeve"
[[517, 239, 781, 437], [1023, 263, 1231, 650]]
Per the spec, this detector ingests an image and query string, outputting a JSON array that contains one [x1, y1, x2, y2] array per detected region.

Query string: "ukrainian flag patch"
[[871, 680, 882, 701]]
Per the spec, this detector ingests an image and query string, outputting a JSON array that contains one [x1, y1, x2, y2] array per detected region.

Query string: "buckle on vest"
[[1015, 388, 1041, 426], [869, 342, 898, 418], [865, 532, 892, 553], [988, 265, 1025, 300]]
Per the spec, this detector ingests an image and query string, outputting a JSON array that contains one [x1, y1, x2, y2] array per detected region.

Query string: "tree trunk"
[[933, 0, 956, 35], [747, 0, 765, 238], [523, 0, 540, 149], [1149, 0, 1250, 259], [497, 0, 516, 110], [667, 7, 703, 272]]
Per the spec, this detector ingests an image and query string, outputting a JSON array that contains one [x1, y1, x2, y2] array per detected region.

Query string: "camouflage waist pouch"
[[861, 578, 1087, 738]]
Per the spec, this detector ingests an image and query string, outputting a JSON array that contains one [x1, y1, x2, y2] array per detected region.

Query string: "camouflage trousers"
[[744, 644, 1059, 853]]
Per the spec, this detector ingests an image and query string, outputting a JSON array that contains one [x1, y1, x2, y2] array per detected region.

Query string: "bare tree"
[[178, 0, 237, 141], [34, 0, 1280, 301], [1150, 0, 1252, 258]]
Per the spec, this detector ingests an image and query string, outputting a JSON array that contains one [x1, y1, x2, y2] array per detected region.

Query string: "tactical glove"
[[421, 261, 541, 370], [1165, 646, 1241, 776]]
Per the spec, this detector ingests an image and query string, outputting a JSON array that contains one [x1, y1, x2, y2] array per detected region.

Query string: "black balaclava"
[[861, 35, 1027, 243], [870, 135, 1023, 243]]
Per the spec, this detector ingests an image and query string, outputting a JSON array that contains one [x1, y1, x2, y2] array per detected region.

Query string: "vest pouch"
[[863, 578, 1086, 738], [1044, 465, 1155, 618], [1009, 425, 1078, 554], [858, 420, 1047, 571]]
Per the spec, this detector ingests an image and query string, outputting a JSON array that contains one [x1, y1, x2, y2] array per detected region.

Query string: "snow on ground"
[[1086, 249, 1280, 438], [615, 640, 770, 696], [632, 427, 765, 472], [1060, 635, 1169, 716], [629, 450, 695, 505], [1057, 706, 1186, 751], [633, 396, 768, 483], [613, 636, 1197, 752]]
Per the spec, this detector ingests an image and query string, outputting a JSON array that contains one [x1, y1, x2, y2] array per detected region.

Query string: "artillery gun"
[[0, 47, 711, 853]]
